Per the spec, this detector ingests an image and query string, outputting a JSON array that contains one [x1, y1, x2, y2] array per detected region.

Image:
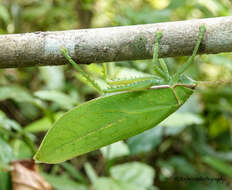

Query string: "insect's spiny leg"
[[172, 25, 206, 83], [61, 48, 103, 93], [107, 76, 161, 86], [153, 32, 167, 80]]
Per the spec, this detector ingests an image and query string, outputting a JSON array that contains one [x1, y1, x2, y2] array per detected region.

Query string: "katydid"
[[34, 25, 206, 163]]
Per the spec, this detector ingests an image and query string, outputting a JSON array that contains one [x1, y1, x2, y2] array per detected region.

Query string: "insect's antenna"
[[153, 32, 168, 80], [61, 48, 103, 93], [172, 25, 206, 83]]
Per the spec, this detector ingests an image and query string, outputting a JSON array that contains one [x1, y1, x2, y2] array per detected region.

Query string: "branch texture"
[[0, 16, 232, 68]]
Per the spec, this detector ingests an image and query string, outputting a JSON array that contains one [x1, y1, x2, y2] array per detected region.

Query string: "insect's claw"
[[199, 25, 206, 33], [155, 31, 163, 40]]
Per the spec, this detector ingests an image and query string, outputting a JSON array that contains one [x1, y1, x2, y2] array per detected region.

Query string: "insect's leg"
[[102, 63, 107, 81], [106, 75, 162, 86], [61, 48, 104, 93], [153, 32, 168, 80], [102, 62, 122, 85], [172, 25, 206, 83], [103, 79, 155, 93], [159, 59, 170, 81]]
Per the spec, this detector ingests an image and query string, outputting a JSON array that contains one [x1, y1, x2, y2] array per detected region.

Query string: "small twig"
[[0, 16, 231, 68]]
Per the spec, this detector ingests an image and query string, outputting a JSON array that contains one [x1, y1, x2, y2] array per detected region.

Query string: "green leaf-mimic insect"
[[34, 25, 206, 163]]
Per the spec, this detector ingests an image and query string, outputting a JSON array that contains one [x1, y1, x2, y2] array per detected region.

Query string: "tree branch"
[[0, 16, 232, 68]]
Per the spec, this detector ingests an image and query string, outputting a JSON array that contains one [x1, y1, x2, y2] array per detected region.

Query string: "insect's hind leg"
[[153, 32, 169, 80], [61, 48, 104, 93], [172, 25, 206, 83]]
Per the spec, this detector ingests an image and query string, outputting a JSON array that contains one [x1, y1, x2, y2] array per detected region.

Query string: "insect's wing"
[[34, 86, 193, 163]]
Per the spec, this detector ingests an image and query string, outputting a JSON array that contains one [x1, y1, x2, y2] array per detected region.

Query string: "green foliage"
[[0, 137, 13, 167], [24, 112, 64, 133], [100, 141, 129, 160], [86, 161, 157, 190], [110, 162, 155, 188], [43, 174, 88, 190], [34, 90, 77, 110], [202, 156, 232, 178], [0, 85, 36, 103]]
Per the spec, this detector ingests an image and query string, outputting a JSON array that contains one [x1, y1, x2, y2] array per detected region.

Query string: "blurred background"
[[0, 0, 232, 189]]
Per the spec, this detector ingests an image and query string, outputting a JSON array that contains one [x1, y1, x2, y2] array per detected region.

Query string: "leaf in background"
[[0, 171, 11, 190], [209, 116, 229, 137], [114, 5, 171, 25], [11, 139, 33, 160], [39, 66, 65, 90], [93, 177, 146, 190], [127, 126, 163, 155], [22, 1, 51, 21], [24, 112, 64, 133], [147, 0, 169, 9], [202, 156, 232, 178], [100, 141, 129, 160], [0, 85, 36, 104], [208, 149, 232, 162], [84, 162, 98, 184], [34, 90, 77, 110], [0, 86, 43, 120], [18, 102, 41, 120], [0, 110, 22, 132], [0, 4, 10, 23], [0, 137, 14, 166], [167, 0, 186, 9], [161, 112, 202, 127], [167, 156, 196, 175], [161, 112, 203, 136], [61, 162, 88, 184], [157, 160, 174, 179], [110, 162, 155, 189], [0, 110, 36, 159], [43, 174, 87, 190], [185, 183, 229, 190]]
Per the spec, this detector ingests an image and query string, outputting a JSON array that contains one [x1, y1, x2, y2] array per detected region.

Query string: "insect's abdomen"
[[34, 86, 193, 163]]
